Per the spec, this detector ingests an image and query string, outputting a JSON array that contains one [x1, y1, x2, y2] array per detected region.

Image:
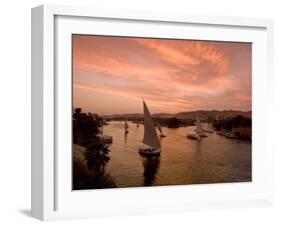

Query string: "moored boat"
[[203, 123, 214, 133], [100, 134, 113, 143], [216, 131, 225, 136], [224, 132, 237, 139], [198, 132, 208, 137], [188, 113, 207, 139], [99, 118, 113, 144], [196, 114, 208, 138], [187, 133, 199, 140]]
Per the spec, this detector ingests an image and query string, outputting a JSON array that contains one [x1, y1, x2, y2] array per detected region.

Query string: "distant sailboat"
[[157, 123, 166, 137], [139, 101, 161, 156], [203, 122, 214, 133], [99, 118, 113, 143], [125, 120, 129, 134], [187, 113, 207, 140], [196, 114, 208, 137], [187, 114, 200, 140], [215, 114, 219, 120]]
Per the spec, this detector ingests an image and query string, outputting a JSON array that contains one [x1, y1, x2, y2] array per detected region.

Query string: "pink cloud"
[[72, 35, 251, 113]]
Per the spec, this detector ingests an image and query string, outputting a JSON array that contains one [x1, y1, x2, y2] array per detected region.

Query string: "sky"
[[73, 35, 252, 115]]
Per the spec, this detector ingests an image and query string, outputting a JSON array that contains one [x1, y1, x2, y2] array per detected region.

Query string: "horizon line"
[[73, 107, 252, 115]]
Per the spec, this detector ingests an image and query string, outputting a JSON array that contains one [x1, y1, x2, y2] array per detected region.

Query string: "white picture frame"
[[31, 4, 274, 221]]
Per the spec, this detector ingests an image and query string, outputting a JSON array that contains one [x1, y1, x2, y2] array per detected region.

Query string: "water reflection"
[[196, 139, 202, 153], [103, 121, 251, 188], [73, 143, 116, 190], [124, 132, 128, 145], [85, 145, 110, 175], [142, 156, 160, 186]]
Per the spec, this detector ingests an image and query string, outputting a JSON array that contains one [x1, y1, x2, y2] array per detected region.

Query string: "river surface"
[[102, 120, 251, 188]]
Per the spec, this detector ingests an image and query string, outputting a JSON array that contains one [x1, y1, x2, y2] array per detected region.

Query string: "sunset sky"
[[73, 35, 252, 114]]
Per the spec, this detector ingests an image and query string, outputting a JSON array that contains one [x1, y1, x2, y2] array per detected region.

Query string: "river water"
[[102, 120, 251, 188]]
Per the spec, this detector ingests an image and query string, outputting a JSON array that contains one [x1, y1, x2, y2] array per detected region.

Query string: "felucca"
[[187, 113, 207, 140], [157, 123, 166, 137], [139, 101, 161, 156], [203, 122, 214, 133], [124, 120, 129, 134], [99, 118, 113, 143], [196, 114, 208, 137], [135, 117, 140, 128]]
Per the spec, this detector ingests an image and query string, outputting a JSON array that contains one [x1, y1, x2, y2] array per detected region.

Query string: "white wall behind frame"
[[0, 0, 280, 226]]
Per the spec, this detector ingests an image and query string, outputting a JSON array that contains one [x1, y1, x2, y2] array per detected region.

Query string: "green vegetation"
[[106, 116, 194, 128], [73, 108, 116, 190], [155, 117, 194, 128], [73, 108, 101, 145], [213, 115, 252, 140], [213, 115, 251, 131]]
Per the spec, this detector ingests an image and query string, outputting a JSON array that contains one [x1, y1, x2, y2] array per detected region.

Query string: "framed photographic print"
[[31, 4, 274, 221]]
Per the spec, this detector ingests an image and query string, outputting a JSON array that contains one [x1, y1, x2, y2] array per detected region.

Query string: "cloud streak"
[[73, 35, 251, 114]]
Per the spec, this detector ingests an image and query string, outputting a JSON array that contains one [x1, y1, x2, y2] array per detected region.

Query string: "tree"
[[167, 117, 180, 128], [73, 108, 100, 145]]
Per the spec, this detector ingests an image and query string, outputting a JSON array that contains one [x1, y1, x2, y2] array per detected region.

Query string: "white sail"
[[143, 101, 161, 150], [100, 119, 104, 135], [157, 124, 163, 134], [196, 114, 202, 133], [124, 120, 129, 132], [124, 120, 129, 129]]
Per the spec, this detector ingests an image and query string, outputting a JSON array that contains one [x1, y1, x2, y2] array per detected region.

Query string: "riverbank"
[[73, 143, 116, 190]]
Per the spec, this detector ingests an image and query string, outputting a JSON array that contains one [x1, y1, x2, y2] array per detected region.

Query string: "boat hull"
[[203, 129, 214, 133], [224, 133, 237, 139], [187, 134, 199, 140], [216, 131, 225, 136], [198, 133, 208, 137], [139, 147, 161, 156], [100, 135, 113, 144]]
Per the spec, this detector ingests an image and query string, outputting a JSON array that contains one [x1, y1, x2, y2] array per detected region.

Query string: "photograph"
[[72, 35, 252, 190]]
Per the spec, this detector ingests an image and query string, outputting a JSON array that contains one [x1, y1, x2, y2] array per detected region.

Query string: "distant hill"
[[175, 110, 251, 120], [103, 113, 143, 119], [103, 110, 251, 120], [152, 113, 174, 118]]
